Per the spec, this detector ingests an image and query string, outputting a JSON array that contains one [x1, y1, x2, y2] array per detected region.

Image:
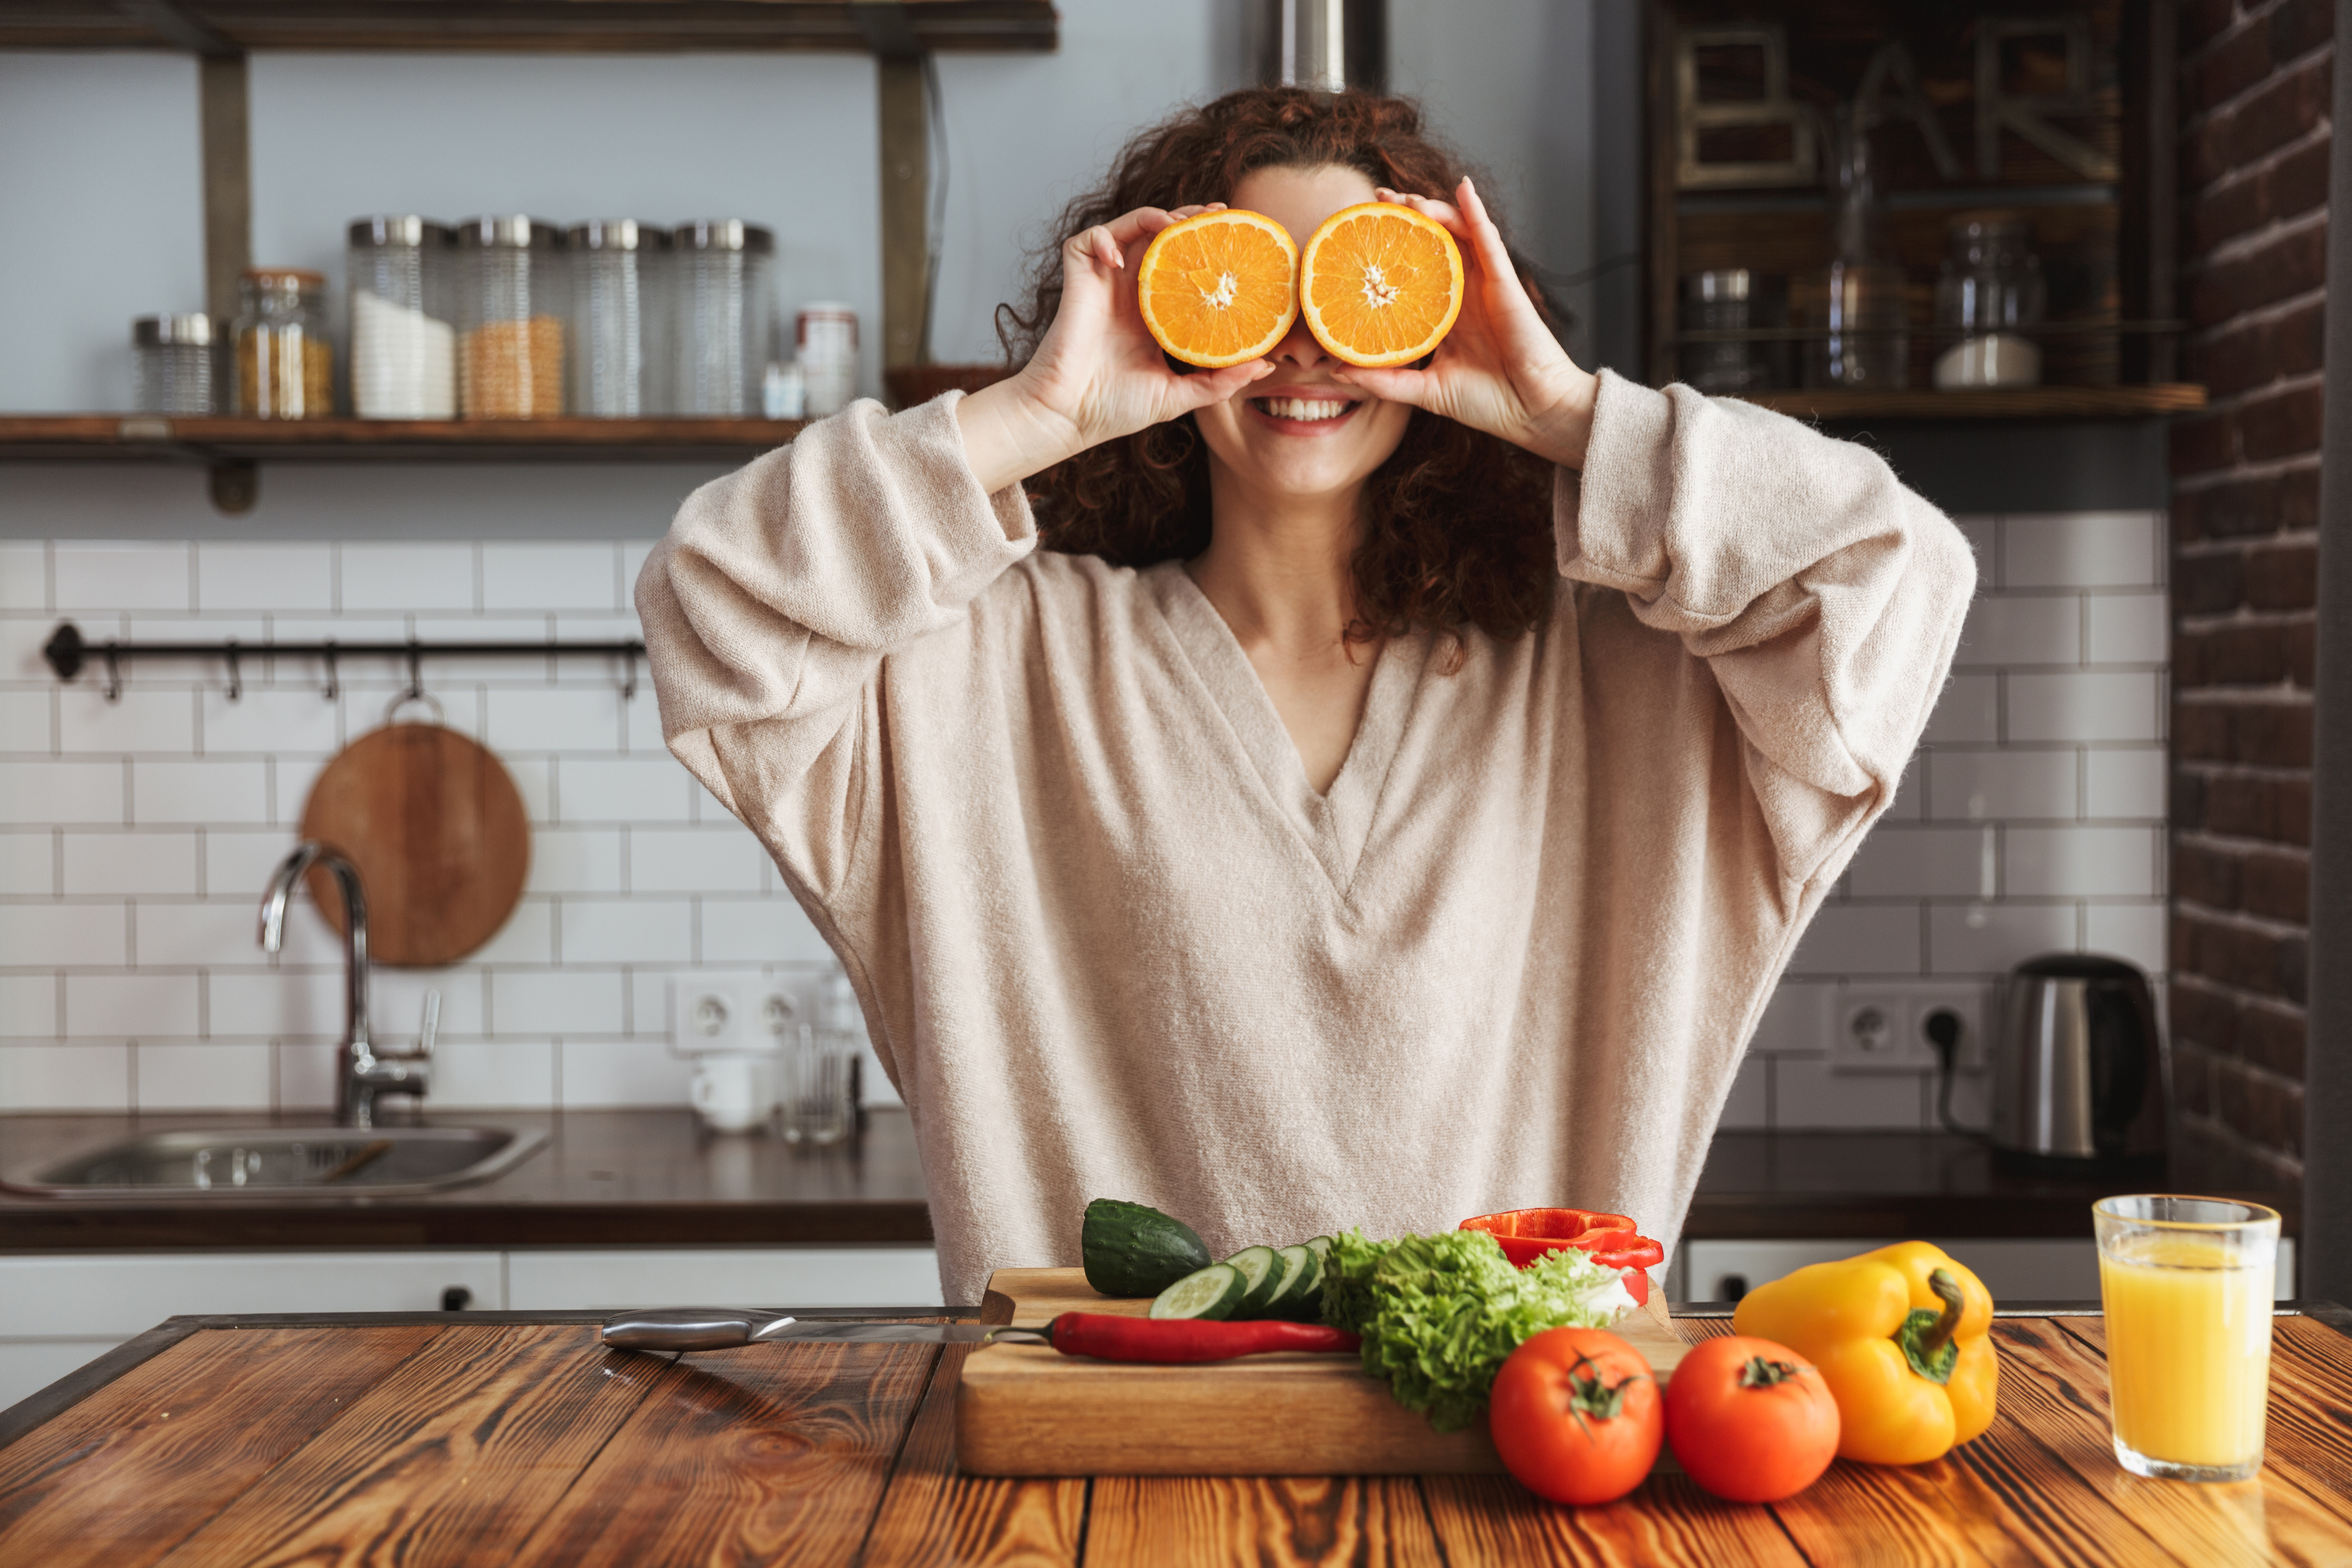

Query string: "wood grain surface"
[[0, 1306, 2347, 1566], [299, 722, 529, 967]]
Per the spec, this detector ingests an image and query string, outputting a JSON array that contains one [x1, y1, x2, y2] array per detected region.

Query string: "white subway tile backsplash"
[[373, 967, 485, 1041], [202, 687, 341, 756], [66, 973, 198, 1037], [0, 545, 47, 610], [1951, 517, 1996, 582], [1747, 981, 1833, 1056], [58, 688, 195, 755], [339, 544, 477, 612], [62, 832, 198, 896], [0, 902, 126, 966], [486, 688, 624, 754], [1788, 905, 1921, 977], [697, 897, 833, 963], [2006, 826, 2160, 898], [1926, 902, 2079, 976], [54, 545, 189, 611], [430, 1039, 556, 1109], [0, 975, 58, 1036], [133, 759, 270, 824], [196, 545, 334, 612], [208, 968, 344, 1039], [2007, 672, 2161, 744], [1957, 596, 2078, 668], [271, 754, 330, 826], [472, 900, 555, 965], [2086, 593, 2169, 665], [135, 901, 261, 966], [0, 1044, 129, 1110], [136, 1041, 273, 1109], [276, 1040, 338, 1110], [628, 827, 769, 893], [505, 756, 556, 823], [528, 828, 624, 894], [1927, 749, 2076, 822], [559, 758, 694, 822], [203, 830, 299, 898], [0, 689, 51, 753], [561, 898, 693, 964], [1774, 1056, 1925, 1130], [2085, 902, 2169, 973], [0, 832, 54, 896], [2002, 512, 2160, 589], [490, 968, 624, 1036], [625, 685, 669, 754], [2084, 748, 2166, 820], [481, 545, 620, 612], [1923, 674, 1999, 744], [1847, 825, 1989, 899], [1715, 1054, 1769, 1129], [561, 1039, 693, 1108]]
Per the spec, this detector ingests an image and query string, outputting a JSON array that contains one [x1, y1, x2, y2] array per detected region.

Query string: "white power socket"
[[667, 973, 804, 1058], [1833, 984, 1986, 1074]]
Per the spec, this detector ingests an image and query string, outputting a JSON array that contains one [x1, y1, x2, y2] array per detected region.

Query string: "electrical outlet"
[[1833, 983, 1988, 1074], [667, 973, 802, 1058]]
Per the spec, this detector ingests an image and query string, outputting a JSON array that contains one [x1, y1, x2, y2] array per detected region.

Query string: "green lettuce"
[[1321, 1228, 1635, 1433]]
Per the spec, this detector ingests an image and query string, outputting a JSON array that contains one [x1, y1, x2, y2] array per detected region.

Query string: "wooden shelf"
[[0, 415, 807, 463], [0, 0, 1057, 53], [1732, 384, 2207, 422]]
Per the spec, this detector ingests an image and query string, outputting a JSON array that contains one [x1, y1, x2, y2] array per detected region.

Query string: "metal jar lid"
[[133, 314, 216, 347], [243, 267, 327, 294], [675, 219, 774, 255], [1682, 269, 1752, 303], [457, 216, 562, 250], [349, 215, 454, 249], [567, 219, 669, 252]]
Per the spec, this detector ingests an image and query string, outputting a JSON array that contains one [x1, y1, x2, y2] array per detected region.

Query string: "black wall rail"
[[42, 621, 648, 704]]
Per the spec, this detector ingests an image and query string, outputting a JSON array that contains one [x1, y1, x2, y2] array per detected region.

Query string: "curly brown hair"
[[996, 87, 1559, 647]]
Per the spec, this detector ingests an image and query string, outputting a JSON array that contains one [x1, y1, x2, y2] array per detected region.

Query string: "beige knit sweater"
[[636, 371, 1976, 1306]]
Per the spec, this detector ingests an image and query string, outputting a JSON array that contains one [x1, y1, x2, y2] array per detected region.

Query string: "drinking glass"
[[2094, 1195, 2280, 1481], [779, 1022, 855, 1145]]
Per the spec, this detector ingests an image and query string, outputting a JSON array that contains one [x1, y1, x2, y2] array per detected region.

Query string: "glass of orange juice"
[[2094, 1195, 2280, 1482]]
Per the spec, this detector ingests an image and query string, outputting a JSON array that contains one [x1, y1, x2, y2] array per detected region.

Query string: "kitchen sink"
[[2, 1125, 547, 1199]]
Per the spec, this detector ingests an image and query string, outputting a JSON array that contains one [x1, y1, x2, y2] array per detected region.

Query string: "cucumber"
[[1260, 1244, 1317, 1319], [1149, 1262, 1246, 1320], [1301, 1235, 1335, 1260], [1223, 1245, 1283, 1318], [1082, 1198, 1214, 1298]]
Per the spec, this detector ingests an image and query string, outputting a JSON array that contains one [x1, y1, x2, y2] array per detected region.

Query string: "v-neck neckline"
[[1146, 561, 1424, 894]]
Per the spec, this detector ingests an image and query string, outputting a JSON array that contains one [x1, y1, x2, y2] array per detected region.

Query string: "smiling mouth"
[[1250, 396, 1360, 424]]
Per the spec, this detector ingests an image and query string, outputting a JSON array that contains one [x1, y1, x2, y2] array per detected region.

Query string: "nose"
[[1268, 313, 1334, 370]]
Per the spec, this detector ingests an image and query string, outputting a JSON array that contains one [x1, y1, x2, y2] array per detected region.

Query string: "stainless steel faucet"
[[258, 842, 432, 1128]]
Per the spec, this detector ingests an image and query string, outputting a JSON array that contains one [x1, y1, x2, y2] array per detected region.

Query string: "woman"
[[638, 89, 1974, 1307]]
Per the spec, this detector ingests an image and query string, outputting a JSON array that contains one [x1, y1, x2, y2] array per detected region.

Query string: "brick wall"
[[2170, 0, 2333, 1187]]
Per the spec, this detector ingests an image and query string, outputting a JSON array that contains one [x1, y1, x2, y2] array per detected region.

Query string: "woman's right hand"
[[956, 205, 1276, 495]]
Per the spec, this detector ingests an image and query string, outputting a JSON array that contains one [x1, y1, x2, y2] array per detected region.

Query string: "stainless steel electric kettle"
[[1990, 953, 2167, 1176]]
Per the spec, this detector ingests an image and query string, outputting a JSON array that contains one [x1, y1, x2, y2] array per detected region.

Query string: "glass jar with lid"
[[567, 219, 668, 417], [1933, 212, 2047, 390], [672, 219, 775, 417], [456, 216, 565, 418], [347, 216, 456, 419], [131, 314, 219, 414], [232, 268, 334, 418]]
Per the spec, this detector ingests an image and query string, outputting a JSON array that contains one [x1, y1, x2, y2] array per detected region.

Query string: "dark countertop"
[[0, 1107, 930, 1250], [0, 1117, 2296, 1252], [1686, 1131, 2300, 1239]]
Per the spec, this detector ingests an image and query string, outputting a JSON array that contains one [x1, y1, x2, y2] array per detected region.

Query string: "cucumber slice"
[[1149, 1262, 1246, 1321], [1223, 1245, 1283, 1318], [1283, 1245, 1326, 1321], [1301, 1235, 1335, 1260], [1261, 1244, 1315, 1318]]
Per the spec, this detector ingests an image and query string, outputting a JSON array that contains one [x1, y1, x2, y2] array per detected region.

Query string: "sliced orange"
[[1135, 209, 1300, 369], [1299, 202, 1465, 368]]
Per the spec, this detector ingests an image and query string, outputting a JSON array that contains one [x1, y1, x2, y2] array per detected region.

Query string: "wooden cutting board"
[[954, 1267, 1689, 1477], [299, 722, 530, 967]]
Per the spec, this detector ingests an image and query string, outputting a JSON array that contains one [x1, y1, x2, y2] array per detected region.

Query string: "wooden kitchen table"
[[2, 1304, 2348, 1566]]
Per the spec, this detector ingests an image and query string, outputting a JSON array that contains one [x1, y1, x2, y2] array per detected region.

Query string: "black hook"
[[621, 648, 639, 703], [321, 642, 339, 702], [224, 640, 242, 703], [404, 642, 425, 704], [102, 648, 122, 704]]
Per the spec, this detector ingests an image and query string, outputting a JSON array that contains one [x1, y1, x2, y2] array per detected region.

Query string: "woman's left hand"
[[1330, 178, 1601, 470]]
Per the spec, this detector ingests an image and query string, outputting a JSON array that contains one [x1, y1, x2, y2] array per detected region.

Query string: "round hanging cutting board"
[[299, 722, 530, 967]]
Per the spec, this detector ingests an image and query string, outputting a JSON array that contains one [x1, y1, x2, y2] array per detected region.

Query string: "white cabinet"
[[1675, 1237, 2298, 1305], [0, 1245, 939, 1412]]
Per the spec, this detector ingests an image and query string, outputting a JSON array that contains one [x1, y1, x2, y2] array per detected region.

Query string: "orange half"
[[1136, 209, 1300, 369], [1299, 202, 1465, 368]]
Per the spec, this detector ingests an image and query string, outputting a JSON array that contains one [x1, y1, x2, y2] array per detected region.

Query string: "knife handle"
[[601, 1307, 795, 1351]]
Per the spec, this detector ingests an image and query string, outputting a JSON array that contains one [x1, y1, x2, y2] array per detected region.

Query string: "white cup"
[[689, 1051, 776, 1134]]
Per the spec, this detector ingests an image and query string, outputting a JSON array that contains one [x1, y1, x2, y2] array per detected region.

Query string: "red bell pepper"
[[1457, 1207, 1667, 1305]]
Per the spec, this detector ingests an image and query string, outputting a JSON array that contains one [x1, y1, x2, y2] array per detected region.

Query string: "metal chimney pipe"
[[1280, 0, 1347, 93]]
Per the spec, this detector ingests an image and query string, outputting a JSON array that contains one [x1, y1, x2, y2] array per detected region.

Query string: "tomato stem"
[[1737, 1354, 1804, 1388]]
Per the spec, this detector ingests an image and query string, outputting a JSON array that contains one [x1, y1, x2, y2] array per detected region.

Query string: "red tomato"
[[1663, 1335, 1840, 1503], [1489, 1327, 1662, 1506]]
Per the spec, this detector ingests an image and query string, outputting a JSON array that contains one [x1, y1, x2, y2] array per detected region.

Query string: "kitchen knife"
[[600, 1307, 1046, 1353]]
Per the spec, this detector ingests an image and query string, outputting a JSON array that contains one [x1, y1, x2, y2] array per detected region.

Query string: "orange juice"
[[2099, 1232, 2272, 1470]]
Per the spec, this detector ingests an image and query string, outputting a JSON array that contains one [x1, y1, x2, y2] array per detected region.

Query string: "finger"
[[1329, 363, 1432, 409], [1374, 185, 1466, 234], [1174, 359, 1277, 410], [1166, 202, 1225, 222]]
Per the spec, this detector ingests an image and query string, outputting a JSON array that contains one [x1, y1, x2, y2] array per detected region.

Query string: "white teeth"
[[1258, 397, 1353, 421]]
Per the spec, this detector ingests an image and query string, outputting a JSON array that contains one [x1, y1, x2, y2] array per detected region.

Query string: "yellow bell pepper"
[[1730, 1241, 1996, 1465]]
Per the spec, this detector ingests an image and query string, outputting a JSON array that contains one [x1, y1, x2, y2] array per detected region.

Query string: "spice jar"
[[672, 219, 775, 416], [233, 269, 334, 418], [795, 302, 859, 417], [1933, 213, 2046, 390], [131, 314, 219, 414], [457, 216, 565, 418], [1677, 271, 1777, 394], [567, 219, 668, 417], [347, 216, 456, 419]]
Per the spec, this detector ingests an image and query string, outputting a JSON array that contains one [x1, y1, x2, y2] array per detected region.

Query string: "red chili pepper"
[[1043, 1313, 1360, 1363]]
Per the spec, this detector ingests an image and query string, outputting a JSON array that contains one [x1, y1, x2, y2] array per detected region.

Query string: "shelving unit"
[[0, 416, 808, 463], [1737, 384, 2203, 422]]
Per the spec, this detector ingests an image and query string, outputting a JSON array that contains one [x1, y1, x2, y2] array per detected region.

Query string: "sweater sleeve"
[[1557, 370, 1976, 886], [633, 393, 1037, 902]]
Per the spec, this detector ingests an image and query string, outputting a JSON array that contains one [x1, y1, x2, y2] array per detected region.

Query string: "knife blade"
[[599, 1307, 1045, 1353]]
